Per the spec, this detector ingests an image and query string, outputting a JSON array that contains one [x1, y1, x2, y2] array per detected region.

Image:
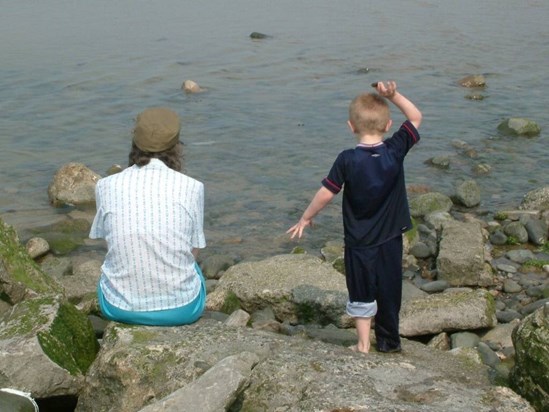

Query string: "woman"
[[90, 107, 206, 326]]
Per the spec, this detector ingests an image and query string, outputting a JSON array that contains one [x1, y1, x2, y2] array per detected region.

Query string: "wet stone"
[[505, 249, 535, 264], [496, 309, 522, 323], [489, 231, 507, 245], [503, 279, 522, 293], [497, 263, 518, 274]]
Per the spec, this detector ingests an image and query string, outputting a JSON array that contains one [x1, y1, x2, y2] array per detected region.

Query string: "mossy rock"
[[0, 218, 63, 303], [409, 192, 453, 218], [30, 217, 91, 256], [40, 233, 84, 255], [497, 118, 541, 137], [0, 295, 99, 376], [510, 305, 549, 411], [332, 256, 345, 275], [221, 291, 242, 314]]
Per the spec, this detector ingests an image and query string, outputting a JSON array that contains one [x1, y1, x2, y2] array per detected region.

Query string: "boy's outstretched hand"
[[286, 217, 313, 239], [287, 186, 335, 239]]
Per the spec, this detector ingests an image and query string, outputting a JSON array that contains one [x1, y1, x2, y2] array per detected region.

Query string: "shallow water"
[[1, 0, 548, 261]]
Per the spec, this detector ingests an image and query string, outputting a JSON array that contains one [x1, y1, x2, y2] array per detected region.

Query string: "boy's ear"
[[347, 120, 356, 133], [384, 119, 393, 132]]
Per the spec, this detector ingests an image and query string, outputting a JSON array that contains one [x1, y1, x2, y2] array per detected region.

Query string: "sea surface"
[[1, 0, 548, 261]]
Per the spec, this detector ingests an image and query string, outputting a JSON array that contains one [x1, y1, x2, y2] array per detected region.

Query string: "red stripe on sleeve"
[[323, 177, 341, 193], [402, 122, 418, 143]]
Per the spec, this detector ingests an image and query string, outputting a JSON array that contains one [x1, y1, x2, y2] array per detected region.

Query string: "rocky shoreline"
[[0, 158, 548, 411]]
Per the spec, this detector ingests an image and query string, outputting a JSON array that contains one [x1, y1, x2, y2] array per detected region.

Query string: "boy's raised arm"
[[374, 81, 422, 129]]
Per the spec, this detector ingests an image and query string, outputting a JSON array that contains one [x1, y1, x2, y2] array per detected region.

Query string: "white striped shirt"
[[90, 159, 206, 311]]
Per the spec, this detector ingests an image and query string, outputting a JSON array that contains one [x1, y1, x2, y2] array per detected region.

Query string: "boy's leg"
[[345, 246, 378, 353], [375, 235, 403, 352], [354, 316, 372, 353]]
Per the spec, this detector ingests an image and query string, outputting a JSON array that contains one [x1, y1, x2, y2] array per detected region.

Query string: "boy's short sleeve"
[[321, 151, 347, 194], [385, 120, 421, 159]]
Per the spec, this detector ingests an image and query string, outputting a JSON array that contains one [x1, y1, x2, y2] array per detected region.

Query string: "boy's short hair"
[[349, 93, 390, 134]]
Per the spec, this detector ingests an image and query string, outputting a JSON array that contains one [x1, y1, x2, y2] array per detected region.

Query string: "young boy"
[[287, 81, 422, 353]]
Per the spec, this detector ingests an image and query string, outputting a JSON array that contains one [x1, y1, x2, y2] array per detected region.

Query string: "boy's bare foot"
[[348, 344, 370, 354]]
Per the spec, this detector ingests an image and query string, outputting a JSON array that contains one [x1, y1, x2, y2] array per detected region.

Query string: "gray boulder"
[[206, 254, 351, 327], [420, 280, 450, 293], [67, 254, 103, 304], [481, 320, 518, 353], [428, 332, 451, 350], [424, 211, 455, 230], [451, 331, 480, 349], [38, 252, 102, 307], [0, 295, 99, 398], [454, 179, 481, 208], [503, 221, 529, 243], [510, 304, 549, 411], [76, 319, 532, 412], [489, 230, 508, 245], [524, 218, 548, 246], [520, 186, 549, 211], [400, 289, 497, 337], [402, 279, 428, 301], [506, 249, 535, 264], [409, 241, 432, 258], [437, 221, 493, 287], [47, 162, 100, 207], [200, 254, 236, 279], [25, 237, 50, 259]]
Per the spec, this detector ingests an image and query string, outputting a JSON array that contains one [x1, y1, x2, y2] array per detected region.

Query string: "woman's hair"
[[349, 93, 391, 134], [128, 141, 183, 172]]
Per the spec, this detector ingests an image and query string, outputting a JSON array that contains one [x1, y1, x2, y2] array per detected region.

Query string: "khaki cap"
[[133, 107, 180, 152]]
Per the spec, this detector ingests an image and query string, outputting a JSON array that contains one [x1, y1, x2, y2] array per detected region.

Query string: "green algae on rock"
[[510, 304, 549, 411], [0, 217, 63, 303], [0, 296, 99, 376]]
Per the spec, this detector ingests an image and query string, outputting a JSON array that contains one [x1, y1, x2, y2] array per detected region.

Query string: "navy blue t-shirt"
[[322, 121, 420, 248]]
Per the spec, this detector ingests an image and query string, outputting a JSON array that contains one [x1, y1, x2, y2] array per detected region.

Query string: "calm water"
[[1, 0, 548, 261]]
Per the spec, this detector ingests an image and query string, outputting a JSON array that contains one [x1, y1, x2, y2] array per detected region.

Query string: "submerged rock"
[[250, 32, 269, 39], [497, 118, 541, 137], [182, 79, 203, 93], [458, 74, 486, 88]]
